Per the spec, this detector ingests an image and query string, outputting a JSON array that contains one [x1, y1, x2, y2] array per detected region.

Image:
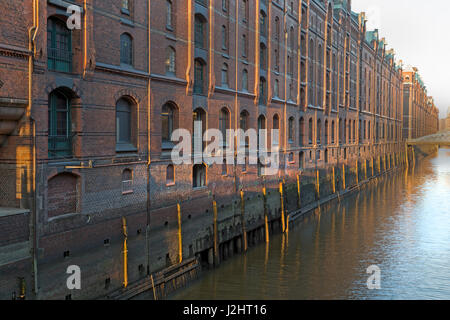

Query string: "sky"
[[352, 0, 450, 119]]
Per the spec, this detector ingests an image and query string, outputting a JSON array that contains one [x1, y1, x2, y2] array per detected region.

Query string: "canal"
[[171, 148, 450, 300]]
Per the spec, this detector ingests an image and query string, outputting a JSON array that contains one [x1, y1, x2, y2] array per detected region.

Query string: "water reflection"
[[171, 149, 450, 300]]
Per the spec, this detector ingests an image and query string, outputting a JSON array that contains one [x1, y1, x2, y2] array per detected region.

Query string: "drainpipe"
[[146, 0, 152, 276], [29, 0, 39, 299]]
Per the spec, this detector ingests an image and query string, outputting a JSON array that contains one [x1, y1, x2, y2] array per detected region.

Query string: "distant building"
[[402, 66, 439, 139]]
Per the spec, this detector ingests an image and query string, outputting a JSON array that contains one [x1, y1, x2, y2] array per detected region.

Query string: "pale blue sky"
[[352, 0, 449, 118]]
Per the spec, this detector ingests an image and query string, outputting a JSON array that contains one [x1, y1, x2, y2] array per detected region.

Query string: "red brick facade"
[[0, 0, 439, 299]]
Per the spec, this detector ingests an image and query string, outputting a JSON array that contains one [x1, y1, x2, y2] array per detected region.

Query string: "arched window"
[[288, 152, 294, 163], [331, 120, 335, 144], [122, 169, 133, 194], [273, 114, 280, 146], [344, 119, 347, 143], [240, 110, 249, 147], [259, 77, 267, 105], [193, 108, 207, 152], [219, 108, 230, 146], [221, 63, 229, 87], [299, 117, 305, 146], [161, 102, 178, 148], [324, 120, 329, 145], [260, 11, 267, 37], [308, 118, 313, 145], [47, 17, 72, 72], [116, 98, 133, 151], [240, 111, 249, 131], [288, 117, 295, 143], [241, 69, 248, 91], [195, 14, 206, 49], [258, 115, 266, 149], [165, 46, 176, 75], [120, 33, 133, 66], [193, 164, 206, 188], [48, 89, 72, 157], [317, 119, 322, 145], [166, 165, 175, 185], [339, 118, 343, 144], [194, 59, 206, 94]]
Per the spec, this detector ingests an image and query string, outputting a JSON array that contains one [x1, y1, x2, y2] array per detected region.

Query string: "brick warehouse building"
[[402, 66, 439, 139], [0, 0, 439, 299]]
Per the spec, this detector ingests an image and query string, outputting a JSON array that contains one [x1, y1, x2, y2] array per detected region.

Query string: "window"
[[47, 18, 72, 72], [242, 69, 248, 91], [166, 165, 175, 185], [299, 117, 305, 146], [308, 118, 313, 145], [195, 15, 206, 49], [161, 102, 178, 147], [120, 33, 133, 66], [221, 25, 228, 50], [240, 110, 249, 147], [275, 17, 280, 41], [325, 120, 329, 145], [259, 77, 266, 105], [240, 111, 249, 131], [309, 39, 315, 105], [260, 11, 267, 37], [273, 115, 280, 146], [193, 108, 207, 152], [48, 90, 72, 157], [221, 63, 229, 87], [219, 108, 230, 146], [290, 27, 295, 51], [242, 34, 248, 57], [288, 117, 295, 143], [122, 169, 133, 194], [122, 0, 130, 11], [194, 59, 206, 94], [165, 47, 176, 75], [193, 164, 206, 188], [116, 98, 133, 151], [317, 119, 322, 145], [299, 151, 305, 169], [331, 120, 335, 144], [260, 43, 267, 70], [274, 79, 279, 98], [222, 0, 228, 11], [274, 49, 279, 71], [166, 0, 173, 28], [242, 0, 249, 22]]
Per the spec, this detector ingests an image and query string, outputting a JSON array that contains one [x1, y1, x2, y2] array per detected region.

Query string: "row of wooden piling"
[[119, 147, 414, 290]]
